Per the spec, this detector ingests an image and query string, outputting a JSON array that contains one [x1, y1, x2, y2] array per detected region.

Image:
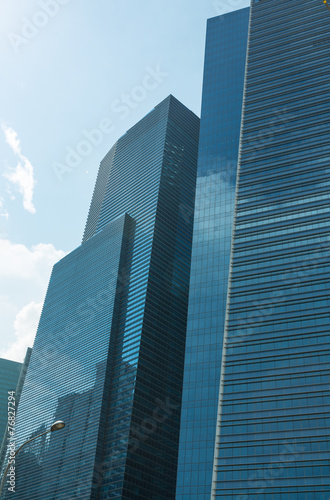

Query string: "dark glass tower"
[[213, 0, 330, 498], [176, 8, 249, 500], [8, 96, 199, 500]]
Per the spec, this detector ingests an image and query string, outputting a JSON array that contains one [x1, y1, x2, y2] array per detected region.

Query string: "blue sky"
[[0, 0, 249, 362]]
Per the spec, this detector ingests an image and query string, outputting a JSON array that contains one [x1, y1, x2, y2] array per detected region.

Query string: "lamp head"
[[50, 421, 65, 432]]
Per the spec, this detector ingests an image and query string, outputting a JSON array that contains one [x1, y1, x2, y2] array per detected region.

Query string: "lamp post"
[[0, 420, 65, 496], [324, 0, 330, 11]]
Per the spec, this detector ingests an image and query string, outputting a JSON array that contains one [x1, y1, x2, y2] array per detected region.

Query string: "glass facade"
[[7, 95, 199, 499], [176, 9, 249, 500], [9, 214, 134, 500], [0, 358, 22, 445], [213, 0, 330, 498], [0, 348, 31, 473], [91, 95, 199, 499]]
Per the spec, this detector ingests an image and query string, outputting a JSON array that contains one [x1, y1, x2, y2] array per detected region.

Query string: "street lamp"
[[0, 421, 65, 496], [50, 421, 65, 432], [324, 0, 330, 11]]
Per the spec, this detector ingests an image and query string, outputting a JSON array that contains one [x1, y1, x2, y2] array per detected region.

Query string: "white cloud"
[[0, 197, 8, 219], [1, 124, 36, 214], [0, 239, 66, 362], [1, 301, 42, 363], [2, 125, 21, 155], [4, 157, 35, 214], [0, 238, 65, 284]]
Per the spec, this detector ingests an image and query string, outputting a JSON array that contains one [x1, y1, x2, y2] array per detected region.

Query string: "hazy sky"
[[0, 0, 249, 362]]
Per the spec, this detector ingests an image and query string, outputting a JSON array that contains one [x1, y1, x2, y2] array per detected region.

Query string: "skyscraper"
[[178, 0, 330, 499], [0, 348, 32, 472], [212, 0, 330, 498], [176, 8, 250, 500], [0, 358, 22, 445], [8, 95, 199, 499]]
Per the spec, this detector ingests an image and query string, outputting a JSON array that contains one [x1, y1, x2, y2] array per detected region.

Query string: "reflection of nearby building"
[[0, 348, 31, 473], [36, 359, 135, 498], [178, 2, 330, 499], [213, 0, 330, 497], [39, 360, 107, 498], [4, 449, 42, 500], [13, 96, 199, 499], [3, 424, 45, 500], [13, 212, 135, 500], [176, 8, 250, 499]]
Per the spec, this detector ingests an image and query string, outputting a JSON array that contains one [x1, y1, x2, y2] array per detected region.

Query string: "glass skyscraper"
[[176, 8, 250, 500], [0, 348, 31, 472], [6, 95, 199, 500], [3, 1, 330, 498], [0, 359, 23, 445], [178, 0, 330, 499], [213, 0, 330, 498]]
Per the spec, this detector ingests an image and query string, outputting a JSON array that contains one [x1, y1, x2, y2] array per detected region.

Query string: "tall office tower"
[[0, 348, 32, 471], [176, 8, 250, 500], [212, 0, 330, 498], [8, 96, 199, 500], [0, 358, 22, 444]]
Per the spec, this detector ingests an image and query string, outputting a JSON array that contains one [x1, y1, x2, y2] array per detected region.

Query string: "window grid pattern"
[[213, 1, 330, 499], [176, 9, 249, 500], [0, 359, 22, 446], [94, 96, 199, 499], [10, 96, 199, 500], [93, 100, 169, 500], [10, 215, 132, 500]]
